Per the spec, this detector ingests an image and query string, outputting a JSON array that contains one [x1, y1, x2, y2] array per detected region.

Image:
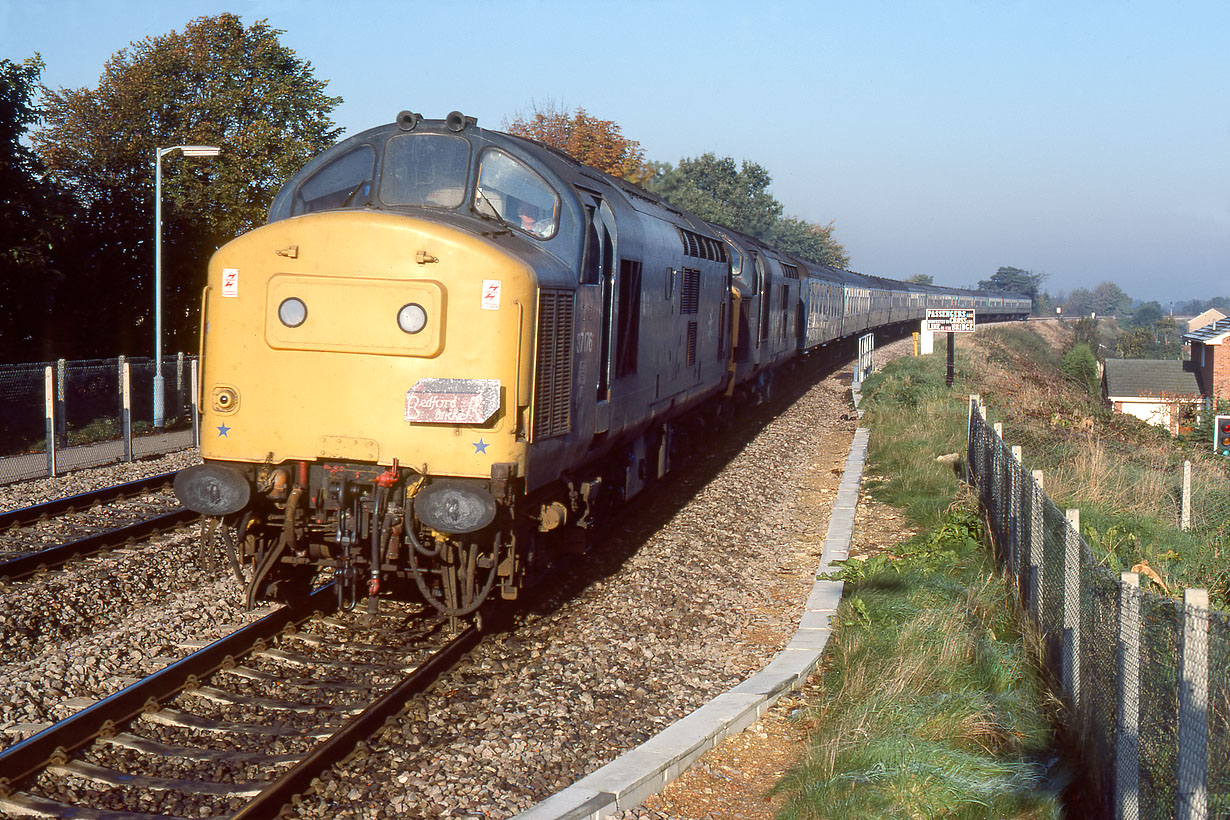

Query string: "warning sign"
[[925, 308, 976, 333]]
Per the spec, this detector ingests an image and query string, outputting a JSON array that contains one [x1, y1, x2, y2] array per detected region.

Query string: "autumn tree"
[[648, 153, 849, 268], [504, 102, 651, 184], [32, 14, 341, 357]]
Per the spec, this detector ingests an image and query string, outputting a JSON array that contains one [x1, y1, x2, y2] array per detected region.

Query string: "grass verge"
[[772, 352, 1064, 819]]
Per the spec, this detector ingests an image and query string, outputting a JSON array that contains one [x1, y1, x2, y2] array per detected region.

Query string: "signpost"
[[925, 309, 976, 387]]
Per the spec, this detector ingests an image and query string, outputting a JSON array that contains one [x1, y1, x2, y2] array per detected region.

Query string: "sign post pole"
[[924, 308, 976, 388], [947, 332, 955, 387]]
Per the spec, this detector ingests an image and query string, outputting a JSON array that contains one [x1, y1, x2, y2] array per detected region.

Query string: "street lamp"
[[154, 144, 221, 429]]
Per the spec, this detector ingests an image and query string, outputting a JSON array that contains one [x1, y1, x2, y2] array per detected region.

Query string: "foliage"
[[978, 266, 1047, 312], [0, 54, 73, 362], [906, 273, 934, 285], [769, 215, 850, 268], [29, 14, 342, 359], [1130, 301, 1164, 327], [504, 102, 651, 185], [1061, 343, 1099, 393], [1071, 316, 1100, 352], [780, 507, 1061, 818], [646, 153, 850, 268], [1091, 280, 1130, 316], [1064, 287, 1093, 316]]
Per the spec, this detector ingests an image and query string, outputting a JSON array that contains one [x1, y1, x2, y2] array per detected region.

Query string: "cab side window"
[[292, 146, 376, 215], [474, 149, 560, 239]]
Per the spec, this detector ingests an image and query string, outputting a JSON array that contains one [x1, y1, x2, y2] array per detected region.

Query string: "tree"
[[1129, 301, 1163, 328], [0, 54, 72, 362], [1065, 288, 1093, 316], [647, 153, 849, 267], [1062, 342, 1099, 393], [1091, 281, 1130, 317], [32, 14, 342, 357], [648, 153, 782, 238], [768, 215, 850, 268], [978, 266, 1047, 312], [1116, 327, 1153, 358], [906, 273, 935, 285], [504, 102, 651, 184]]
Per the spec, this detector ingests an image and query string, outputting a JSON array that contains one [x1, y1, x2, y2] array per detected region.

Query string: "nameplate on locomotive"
[[405, 378, 500, 424]]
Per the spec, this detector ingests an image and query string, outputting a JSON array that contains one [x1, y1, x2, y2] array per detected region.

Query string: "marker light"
[[278, 297, 307, 328], [398, 303, 428, 334]]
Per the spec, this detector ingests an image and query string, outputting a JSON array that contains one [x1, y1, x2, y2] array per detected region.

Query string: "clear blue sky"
[[3, 0, 1227, 305]]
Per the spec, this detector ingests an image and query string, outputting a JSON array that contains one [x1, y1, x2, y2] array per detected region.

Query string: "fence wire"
[[970, 400, 1226, 819], [0, 356, 197, 485]]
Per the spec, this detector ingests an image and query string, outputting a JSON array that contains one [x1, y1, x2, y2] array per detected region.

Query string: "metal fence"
[[968, 395, 1226, 820], [0, 355, 199, 485]]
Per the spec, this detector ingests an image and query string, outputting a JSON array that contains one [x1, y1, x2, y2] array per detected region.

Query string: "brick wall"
[[1214, 341, 1230, 402]]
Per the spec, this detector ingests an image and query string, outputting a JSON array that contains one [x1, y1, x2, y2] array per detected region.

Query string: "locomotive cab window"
[[380, 133, 471, 208], [292, 145, 376, 215], [474, 149, 559, 239]]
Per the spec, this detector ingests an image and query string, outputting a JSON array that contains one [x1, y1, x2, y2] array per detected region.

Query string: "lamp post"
[[154, 144, 221, 429]]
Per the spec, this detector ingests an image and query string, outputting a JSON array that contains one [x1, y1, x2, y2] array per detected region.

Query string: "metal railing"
[[0, 355, 199, 485], [968, 396, 1226, 820]]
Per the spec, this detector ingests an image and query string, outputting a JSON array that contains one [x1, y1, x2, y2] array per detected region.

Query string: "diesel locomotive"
[[173, 110, 1030, 618]]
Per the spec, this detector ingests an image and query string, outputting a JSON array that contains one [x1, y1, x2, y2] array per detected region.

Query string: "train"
[[173, 110, 1031, 619]]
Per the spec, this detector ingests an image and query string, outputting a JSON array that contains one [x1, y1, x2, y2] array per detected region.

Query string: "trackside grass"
[[772, 352, 1065, 819]]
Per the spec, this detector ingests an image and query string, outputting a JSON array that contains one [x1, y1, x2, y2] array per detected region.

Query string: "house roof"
[[1182, 317, 1230, 345], [1103, 358, 1202, 399], [1187, 308, 1227, 332]]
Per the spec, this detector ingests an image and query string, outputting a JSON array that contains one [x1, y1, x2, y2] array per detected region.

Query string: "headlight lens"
[[398, 303, 428, 334], [278, 297, 307, 328]]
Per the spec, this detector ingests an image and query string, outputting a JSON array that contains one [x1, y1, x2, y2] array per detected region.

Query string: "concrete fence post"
[[1010, 445, 1023, 581], [1116, 572, 1140, 820], [1029, 471, 1045, 621], [43, 366, 57, 477], [1181, 460, 1192, 532], [1063, 508, 1082, 709], [55, 358, 67, 440], [121, 362, 133, 463], [176, 351, 185, 423], [1176, 588, 1209, 820], [191, 358, 200, 448]]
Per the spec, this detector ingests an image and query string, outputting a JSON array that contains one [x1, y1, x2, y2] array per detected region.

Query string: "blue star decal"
[[472, 438, 489, 454], [217, 422, 231, 437]]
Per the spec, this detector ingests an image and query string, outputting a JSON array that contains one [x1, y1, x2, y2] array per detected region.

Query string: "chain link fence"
[[969, 396, 1225, 820], [0, 355, 199, 485]]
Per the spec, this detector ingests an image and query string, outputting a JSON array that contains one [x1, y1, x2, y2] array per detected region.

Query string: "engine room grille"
[[686, 321, 698, 366], [533, 289, 574, 439], [680, 268, 701, 314]]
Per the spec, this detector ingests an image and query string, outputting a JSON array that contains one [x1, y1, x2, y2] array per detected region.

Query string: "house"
[[1187, 308, 1227, 333], [1102, 358, 1202, 435], [1182, 318, 1230, 404]]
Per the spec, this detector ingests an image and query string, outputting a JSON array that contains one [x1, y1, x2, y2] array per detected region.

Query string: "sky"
[[2, 0, 1227, 305]]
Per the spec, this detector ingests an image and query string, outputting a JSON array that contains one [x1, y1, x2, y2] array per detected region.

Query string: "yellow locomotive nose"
[[199, 210, 533, 477], [265, 273, 446, 358]]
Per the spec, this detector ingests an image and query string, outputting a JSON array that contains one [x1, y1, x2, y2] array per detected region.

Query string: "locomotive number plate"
[[405, 378, 500, 424]]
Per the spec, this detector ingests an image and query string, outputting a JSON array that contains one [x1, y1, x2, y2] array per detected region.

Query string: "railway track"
[[0, 473, 177, 531], [0, 473, 198, 583], [0, 509, 199, 582], [0, 585, 480, 819]]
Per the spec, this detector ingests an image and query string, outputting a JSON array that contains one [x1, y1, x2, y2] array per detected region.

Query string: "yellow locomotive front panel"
[[200, 210, 533, 478]]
